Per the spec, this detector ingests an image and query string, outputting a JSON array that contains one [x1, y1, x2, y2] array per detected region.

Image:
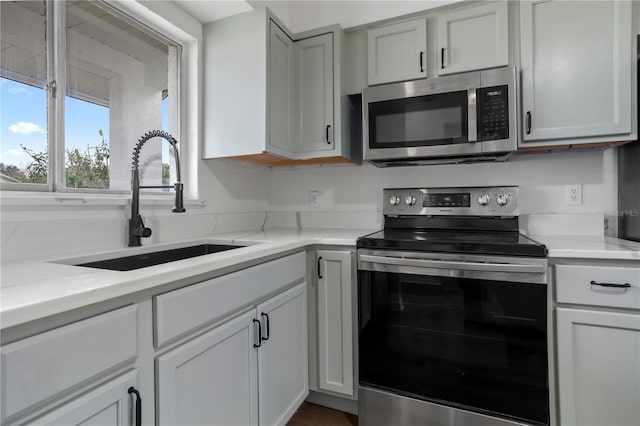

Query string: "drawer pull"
[[590, 280, 631, 289]]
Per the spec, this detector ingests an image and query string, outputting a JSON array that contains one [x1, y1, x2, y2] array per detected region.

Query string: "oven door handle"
[[359, 254, 545, 274]]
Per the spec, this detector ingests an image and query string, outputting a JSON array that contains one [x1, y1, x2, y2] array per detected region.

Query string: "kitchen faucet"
[[129, 130, 185, 247]]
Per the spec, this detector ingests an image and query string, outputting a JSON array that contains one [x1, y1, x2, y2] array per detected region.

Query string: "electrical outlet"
[[565, 184, 582, 206], [309, 190, 320, 208]]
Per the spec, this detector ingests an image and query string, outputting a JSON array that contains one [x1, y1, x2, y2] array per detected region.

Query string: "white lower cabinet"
[[0, 305, 140, 425], [31, 370, 140, 426], [157, 282, 308, 426], [257, 283, 309, 425], [554, 262, 640, 426], [156, 310, 258, 425], [556, 308, 640, 426], [314, 250, 354, 397]]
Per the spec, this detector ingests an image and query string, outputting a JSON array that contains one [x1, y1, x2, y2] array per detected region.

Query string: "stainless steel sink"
[[76, 244, 245, 271]]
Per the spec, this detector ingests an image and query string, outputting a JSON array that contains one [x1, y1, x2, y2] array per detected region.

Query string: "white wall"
[[267, 149, 618, 225]]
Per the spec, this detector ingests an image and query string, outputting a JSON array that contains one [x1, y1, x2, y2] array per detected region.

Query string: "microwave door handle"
[[467, 88, 478, 142]]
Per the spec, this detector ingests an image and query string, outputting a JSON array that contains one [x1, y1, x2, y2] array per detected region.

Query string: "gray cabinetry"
[[367, 18, 427, 85], [520, 1, 634, 146], [554, 262, 640, 426], [436, 1, 508, 75], [1, 305, 140, 425]]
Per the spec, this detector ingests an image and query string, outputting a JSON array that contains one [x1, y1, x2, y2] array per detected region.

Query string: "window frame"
[[0, 0, 198, 200]]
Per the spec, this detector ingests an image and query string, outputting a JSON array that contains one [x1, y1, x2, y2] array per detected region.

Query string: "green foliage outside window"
[[0, 130, 169, 189]]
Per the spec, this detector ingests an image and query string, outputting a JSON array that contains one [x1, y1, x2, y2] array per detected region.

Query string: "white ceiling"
[[172, 0, 464, 30], [172, 0, 253, 24]]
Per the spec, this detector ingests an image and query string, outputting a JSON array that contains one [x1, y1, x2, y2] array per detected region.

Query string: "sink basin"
[[76, 244, 245, 271]]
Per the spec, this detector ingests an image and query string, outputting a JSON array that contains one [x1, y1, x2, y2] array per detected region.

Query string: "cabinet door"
[[520, 1, 632, 144], [156, 310, 258, 426], [316, 250, 354, 396], [556, 308, 640, 426], [367, 18, 427, 85], [437, 2, 508, 75], [297, 33, 334, 154], [257, 282, 309, 426], [31, 370, 139, 425], [269, 20, 295, 154]]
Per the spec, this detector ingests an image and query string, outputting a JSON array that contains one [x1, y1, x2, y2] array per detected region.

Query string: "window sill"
[[0, 192, 207, 208]]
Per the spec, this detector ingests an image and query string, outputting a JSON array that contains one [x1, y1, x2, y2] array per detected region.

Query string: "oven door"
[[358, 250, 549, 425]]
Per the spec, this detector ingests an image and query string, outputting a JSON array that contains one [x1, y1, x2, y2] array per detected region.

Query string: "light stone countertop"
[[2, 228, 638, 330], [529, 235, 640, 261], [0, 228, 376, 330]]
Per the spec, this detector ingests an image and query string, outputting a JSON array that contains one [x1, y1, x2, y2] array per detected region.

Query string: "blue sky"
[[1, 77, 170, 170]]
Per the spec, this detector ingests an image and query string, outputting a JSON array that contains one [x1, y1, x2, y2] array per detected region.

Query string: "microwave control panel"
[[477, 85, 509, 142]]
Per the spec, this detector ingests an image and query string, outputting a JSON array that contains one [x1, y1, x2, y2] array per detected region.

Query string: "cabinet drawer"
[[556, 265, 640, 309], [154, 252, 306, 347], [1, 305, 138, 421]]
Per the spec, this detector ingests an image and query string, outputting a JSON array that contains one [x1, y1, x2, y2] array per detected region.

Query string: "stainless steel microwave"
[[362, 66, 518, 166]]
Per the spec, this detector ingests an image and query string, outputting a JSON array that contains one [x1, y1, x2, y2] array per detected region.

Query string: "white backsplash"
[[0, 149, 619, 262]]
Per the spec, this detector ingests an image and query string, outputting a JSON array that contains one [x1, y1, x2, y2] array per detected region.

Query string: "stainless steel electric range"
[[357, 186, 552, 426]]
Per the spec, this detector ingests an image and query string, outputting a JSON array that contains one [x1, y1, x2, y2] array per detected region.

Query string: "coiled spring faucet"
[[129, 130, 185, 247]]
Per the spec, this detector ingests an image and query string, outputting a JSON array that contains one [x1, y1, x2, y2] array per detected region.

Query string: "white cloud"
[[8, 121, 45, 135], [8, 86, 30, 95], [1, 148, 30, 166]]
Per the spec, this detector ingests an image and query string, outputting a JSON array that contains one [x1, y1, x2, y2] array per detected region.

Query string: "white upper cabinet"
[[296, 33, 334, 154], [520, 0, 633, 145], [367, 18, 427, 85], [269, 21, 296, 154], [436, 2, 508, 76], [203, 10, 355, 166]]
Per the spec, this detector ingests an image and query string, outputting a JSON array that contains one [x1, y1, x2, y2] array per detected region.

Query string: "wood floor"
[[287, 402, 358, 426]]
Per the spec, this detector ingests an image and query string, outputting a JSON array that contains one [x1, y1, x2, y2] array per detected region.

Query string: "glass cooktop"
[[357, 229, 547, 257]]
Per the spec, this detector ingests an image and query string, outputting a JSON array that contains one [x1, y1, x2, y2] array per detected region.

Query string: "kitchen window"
[[1, 0, 181, 194]]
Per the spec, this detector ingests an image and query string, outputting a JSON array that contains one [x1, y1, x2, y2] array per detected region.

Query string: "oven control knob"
[[389, 195, 401, 206], [405, 195, 416, 206], [496, 193, 509, 207], [477, 194, 491, 206]]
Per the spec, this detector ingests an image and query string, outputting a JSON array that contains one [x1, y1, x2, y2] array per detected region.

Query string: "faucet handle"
[[138, 227, 152, 238], [133, 215, 152, 237]]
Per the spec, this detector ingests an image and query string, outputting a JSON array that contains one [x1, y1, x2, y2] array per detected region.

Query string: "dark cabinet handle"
[[253, 318, 262, 348], [325, 125, 331, 144], [526, 111, 532, 134], [128, 387, 142, 426], [317, 256, 323, 279], [590, 280, 631, 289], [419, 51, 424, 72], [261, 312, 270, 341], [441, 48, 445, 69]]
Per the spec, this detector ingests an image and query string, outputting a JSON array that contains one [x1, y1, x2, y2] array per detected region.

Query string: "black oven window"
[[358, 270, 549, 425], [368, 90, 469, 148]]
